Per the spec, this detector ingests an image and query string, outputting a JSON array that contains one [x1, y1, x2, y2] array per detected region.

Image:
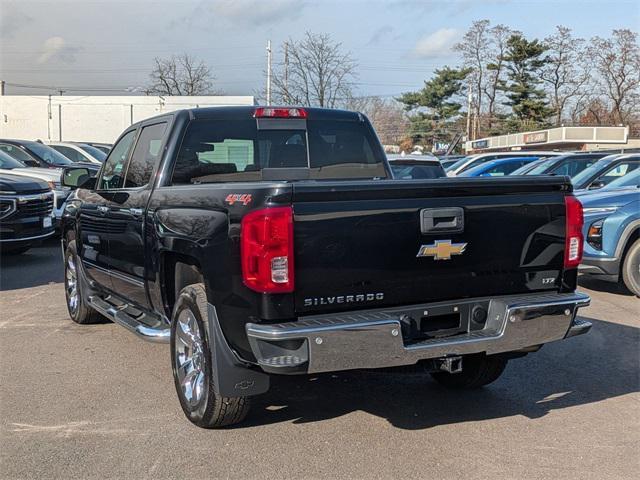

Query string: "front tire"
[[430, 353, 508, 389], [64, 241, 103, 324], [621, 239, 640, 297], [170, 283, 250, 428]]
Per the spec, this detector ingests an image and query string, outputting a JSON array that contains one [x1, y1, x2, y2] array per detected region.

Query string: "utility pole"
[[47, 94, 52, 141], [466, 81, 472, 142], [283, 41, 289, 104], [266, 40, 272, 106]]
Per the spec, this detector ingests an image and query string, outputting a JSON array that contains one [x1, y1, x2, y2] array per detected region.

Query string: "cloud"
[[37, 37, 80, 64], [213, 0, 306, 26], [413, 28, 460, 58]]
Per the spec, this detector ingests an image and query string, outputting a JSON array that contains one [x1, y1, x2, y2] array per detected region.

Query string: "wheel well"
[[162, 253, 204, 318], [620, 228, 639, 270]]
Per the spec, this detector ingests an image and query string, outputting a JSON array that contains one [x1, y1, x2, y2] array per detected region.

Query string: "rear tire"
[[64, 241, 103, 324], [170, 283, 250, 428], [430, 353, 508, 389], [621, 239, 640, 297]]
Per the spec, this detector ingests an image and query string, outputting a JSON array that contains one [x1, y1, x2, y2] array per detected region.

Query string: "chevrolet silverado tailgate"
[[292, 176, 571, 314]]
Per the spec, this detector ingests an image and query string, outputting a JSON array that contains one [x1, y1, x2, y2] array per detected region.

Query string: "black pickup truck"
[[60, 106, 591, 428]]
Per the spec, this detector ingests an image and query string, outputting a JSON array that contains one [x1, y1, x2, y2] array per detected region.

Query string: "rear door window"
[[124, 122, 168, 188]]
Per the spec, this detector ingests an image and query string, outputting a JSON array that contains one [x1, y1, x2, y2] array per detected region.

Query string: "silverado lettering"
[[60, 106, 591, 429], [303, 293, 385, 307]]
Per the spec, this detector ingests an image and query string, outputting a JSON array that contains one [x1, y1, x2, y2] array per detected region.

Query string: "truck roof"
[[133, 106, 363, 127]]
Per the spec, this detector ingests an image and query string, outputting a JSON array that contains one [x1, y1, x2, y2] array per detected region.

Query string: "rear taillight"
[[240, 206, 294, 293], [253, 107, 307, 118], [564, 195, 584, 269]]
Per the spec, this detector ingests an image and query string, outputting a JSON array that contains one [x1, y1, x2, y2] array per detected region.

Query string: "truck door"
[[105, 120, 168, 309], [78, 129, 137, 290]]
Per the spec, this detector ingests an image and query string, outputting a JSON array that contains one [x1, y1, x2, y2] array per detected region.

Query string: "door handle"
[[129, 208, 143, 217], [97, 206, 109, 214]]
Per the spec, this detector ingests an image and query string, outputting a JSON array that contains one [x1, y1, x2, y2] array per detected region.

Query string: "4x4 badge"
[[417, 240, 467, 260]]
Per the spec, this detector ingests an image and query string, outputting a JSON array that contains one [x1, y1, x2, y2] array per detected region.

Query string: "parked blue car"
[[578, 186, 640, 296], [457, 157, 540, 177]]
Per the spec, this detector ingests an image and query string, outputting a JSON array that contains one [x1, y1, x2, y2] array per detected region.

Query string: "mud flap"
[[206, 303, 270, 397]]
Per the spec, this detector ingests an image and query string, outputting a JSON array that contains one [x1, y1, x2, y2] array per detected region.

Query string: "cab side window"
[[125, 122, 167, 188], [99, 130, 136, 190]]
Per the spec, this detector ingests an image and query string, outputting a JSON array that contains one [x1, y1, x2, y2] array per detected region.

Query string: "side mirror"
[[61, 166, 96, 189], [588, 180, 606, 190], [24, 160, 40, 167]]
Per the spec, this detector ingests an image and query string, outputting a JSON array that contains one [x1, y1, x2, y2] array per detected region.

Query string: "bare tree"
[[344, 96, 410, 144], [455, 20, 491, 136], [271, 32, 357, 108], [484, 24, 515, 131], [541, 26, 590, 126], [588, 29, 640, 124], [148, 54, 214, 95]]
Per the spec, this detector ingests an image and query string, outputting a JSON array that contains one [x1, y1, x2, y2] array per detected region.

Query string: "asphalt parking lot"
[[1, 239, 638, 480]]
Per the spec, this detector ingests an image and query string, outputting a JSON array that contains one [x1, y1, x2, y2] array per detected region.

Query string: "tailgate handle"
[[421, 207, 464, 234]]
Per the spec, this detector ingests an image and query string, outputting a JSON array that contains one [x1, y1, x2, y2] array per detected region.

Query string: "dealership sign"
[[472, 139, 489, 149], [523, 132, 548, 144]]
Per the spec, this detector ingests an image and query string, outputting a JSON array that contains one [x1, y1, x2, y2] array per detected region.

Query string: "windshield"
[[0, 144, 39, 166], [389, 161, 445, 180], [445, 157, 473, 172], [78, 144, 107, 161], [0, 151, 26, 169], [511, 159, 544, 175], [602, 168, 640, 189], [25, 142, 73, 166], [524, 157, 558, 175], [571, 160, 611, 186]]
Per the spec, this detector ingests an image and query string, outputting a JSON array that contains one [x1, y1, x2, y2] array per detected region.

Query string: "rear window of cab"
[[170, 118, 388, 184]]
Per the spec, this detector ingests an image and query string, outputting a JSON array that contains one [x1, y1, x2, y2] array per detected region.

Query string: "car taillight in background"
[[253, 107, 308, 119], [241, 206, 294, 293], [564, 195, 584, 268]]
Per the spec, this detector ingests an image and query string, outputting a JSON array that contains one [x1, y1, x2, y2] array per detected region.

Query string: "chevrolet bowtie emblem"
[[417, 240, 467, 260]]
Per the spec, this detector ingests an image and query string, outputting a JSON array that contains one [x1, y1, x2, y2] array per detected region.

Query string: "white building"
[[464, 125, 635, 153], [0, 95, 255, 144]]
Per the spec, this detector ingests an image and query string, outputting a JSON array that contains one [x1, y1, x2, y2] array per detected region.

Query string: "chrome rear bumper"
[[246, 292, 591, 374]]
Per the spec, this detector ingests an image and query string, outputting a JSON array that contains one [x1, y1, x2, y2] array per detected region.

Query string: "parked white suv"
[[0, 151, 70, 226]]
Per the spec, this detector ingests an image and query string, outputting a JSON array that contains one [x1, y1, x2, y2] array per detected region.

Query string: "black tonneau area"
[[292, 176, 571, 315]]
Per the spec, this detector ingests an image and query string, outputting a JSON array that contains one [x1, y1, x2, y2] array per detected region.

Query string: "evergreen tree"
[[499, 34, 552, 130], [398, 67, 470, 146]]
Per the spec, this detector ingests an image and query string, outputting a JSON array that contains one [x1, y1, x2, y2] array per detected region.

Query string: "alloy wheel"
[[174, 309, 206, 407]]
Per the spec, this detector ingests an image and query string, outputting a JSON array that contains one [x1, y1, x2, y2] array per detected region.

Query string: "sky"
[[1, 0, 638, 99]]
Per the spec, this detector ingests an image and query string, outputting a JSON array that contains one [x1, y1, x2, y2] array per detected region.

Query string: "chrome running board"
[[88, 295, 170, 343]]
